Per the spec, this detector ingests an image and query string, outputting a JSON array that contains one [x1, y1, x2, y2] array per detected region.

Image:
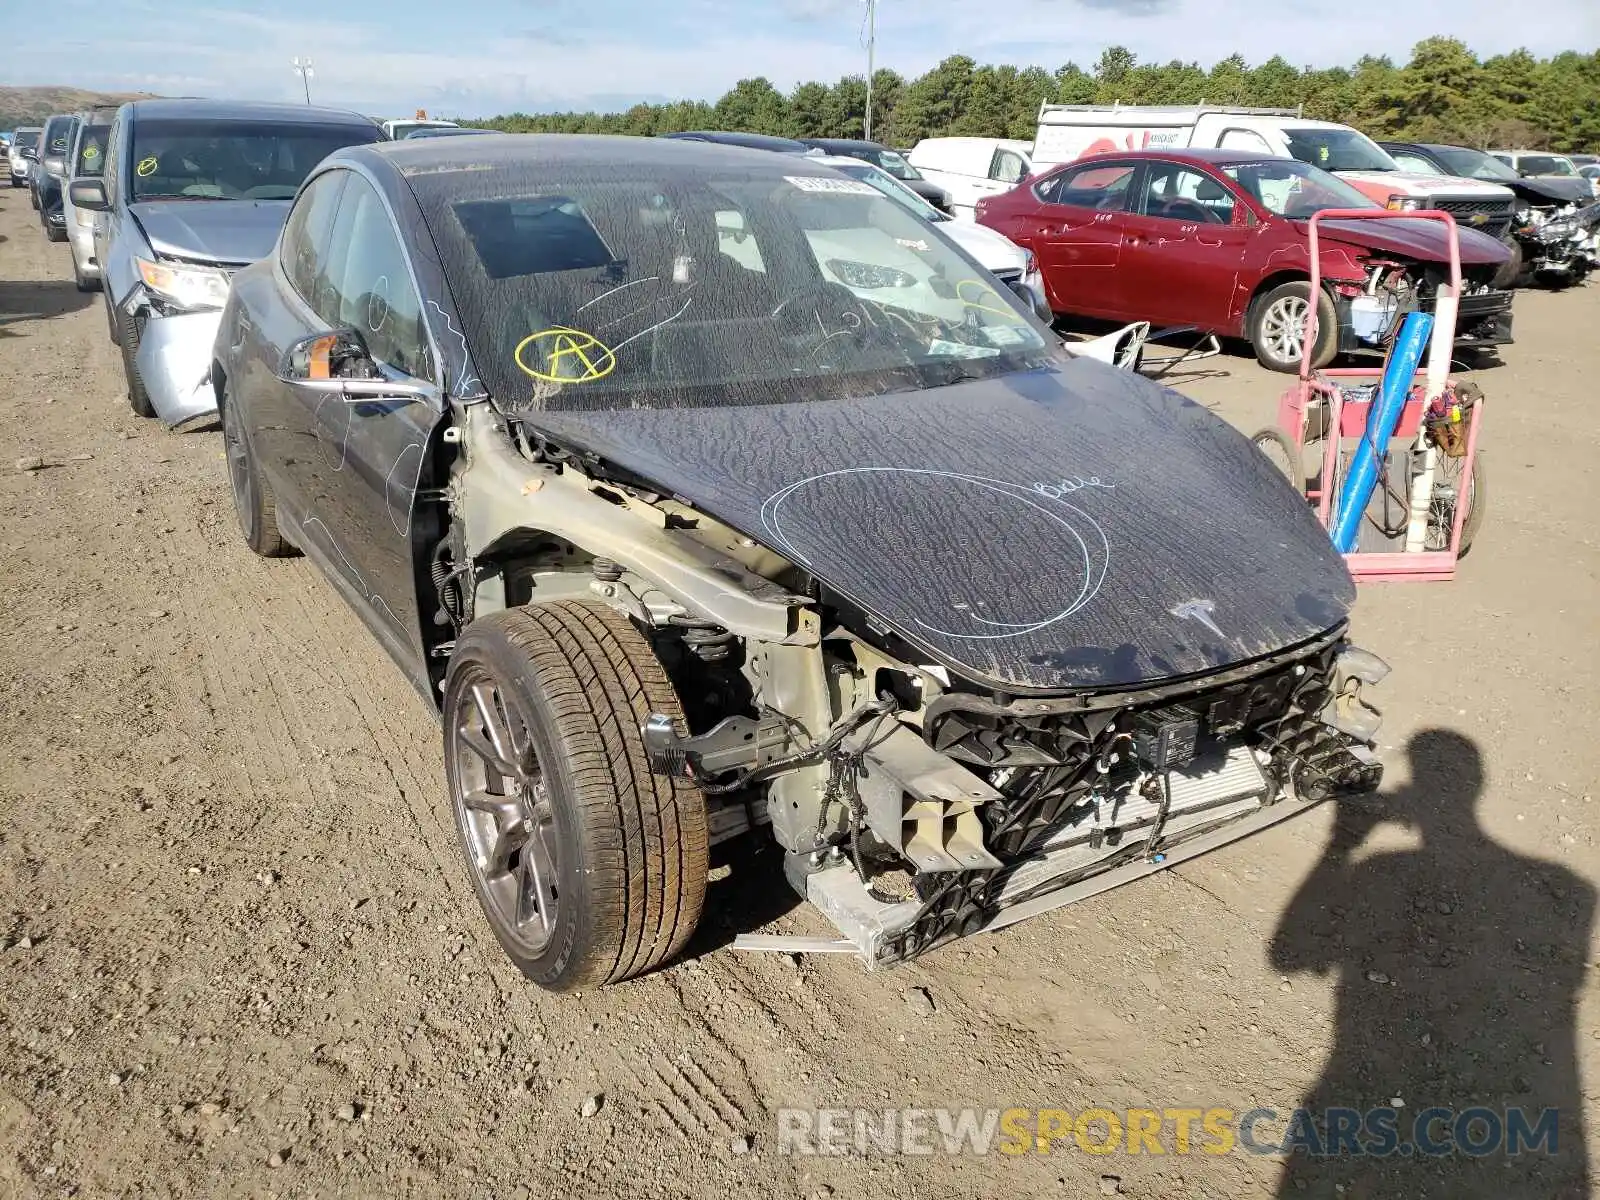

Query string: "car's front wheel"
[[116, 308, 156, 417], [221, 382, 293, 558], [1250, 280, 1337, 373], [443, 602, 708, 991]]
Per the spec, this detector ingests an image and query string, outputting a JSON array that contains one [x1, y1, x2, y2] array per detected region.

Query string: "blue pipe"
[[1330, 311, 1433, 553]]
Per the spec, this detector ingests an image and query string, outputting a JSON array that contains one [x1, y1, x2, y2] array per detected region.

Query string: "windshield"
[[1282, 127, 1397, 173], [832, 160, 946, 222], [864, 148, 923, 182], [1518, 154, 1577, 178], [1225, 159, 1379, 219], [43, 118, 78, 158], [130, 119, 381, 200], [74, 124, 111, 177], [14, 129, 40, 150], [419, 166, 1052, 412], [390, 121, 456, 139], [1429, 146, 1520, 182], [406, 127, 492, 138]]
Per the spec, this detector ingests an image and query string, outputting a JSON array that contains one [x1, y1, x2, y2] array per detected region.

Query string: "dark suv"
[[31, 112, 80, 238]]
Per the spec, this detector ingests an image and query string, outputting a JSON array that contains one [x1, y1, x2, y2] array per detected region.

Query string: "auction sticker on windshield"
[[514, 328, 617, 383], [785, 176, 881, 196]]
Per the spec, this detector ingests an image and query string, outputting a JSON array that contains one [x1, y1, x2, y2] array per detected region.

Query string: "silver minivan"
[[62, 110, 116, 290]]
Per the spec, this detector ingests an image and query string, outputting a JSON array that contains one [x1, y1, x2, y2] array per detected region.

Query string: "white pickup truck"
[[1032, 105, 1517, 243]]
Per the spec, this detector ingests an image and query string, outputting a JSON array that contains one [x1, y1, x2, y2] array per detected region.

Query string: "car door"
[[257, 168, 442, 662], [1024, 159, 1139, 318], [1114, 160, 1250, 330], [246, 167, 349, 487]]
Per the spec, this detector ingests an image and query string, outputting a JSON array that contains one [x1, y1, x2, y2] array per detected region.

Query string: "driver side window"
[[1042, 161, 1137, 212], [990, 149, 1028, 185], [324, 174, 433, 381], [280, 170, 347, 325], [1137, 163, 1235, 224]]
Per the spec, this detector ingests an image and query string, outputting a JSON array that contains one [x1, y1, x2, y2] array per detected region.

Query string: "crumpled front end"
[[133, 310, 223, 431], [764, 630, 1388, 966]]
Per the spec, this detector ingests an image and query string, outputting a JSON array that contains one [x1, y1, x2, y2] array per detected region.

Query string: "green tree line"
[[473, 38, 1599, 153]]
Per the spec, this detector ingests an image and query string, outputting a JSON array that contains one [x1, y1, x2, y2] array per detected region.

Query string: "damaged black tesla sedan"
[[212, 135, 1387, 991]]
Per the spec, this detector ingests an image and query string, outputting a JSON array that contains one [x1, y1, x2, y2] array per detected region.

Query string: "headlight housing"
[[136, 257, 231, 312], [1385, 195, 1425, 212]]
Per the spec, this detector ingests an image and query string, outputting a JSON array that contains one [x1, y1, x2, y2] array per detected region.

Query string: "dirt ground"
[[1, 185, 1597, 1200]]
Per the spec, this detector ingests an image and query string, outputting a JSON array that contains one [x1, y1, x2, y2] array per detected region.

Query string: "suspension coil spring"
[[670, 616, 735, 663]]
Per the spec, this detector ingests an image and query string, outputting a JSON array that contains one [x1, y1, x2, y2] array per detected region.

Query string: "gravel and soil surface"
[[1, 187, 1597, 1198]]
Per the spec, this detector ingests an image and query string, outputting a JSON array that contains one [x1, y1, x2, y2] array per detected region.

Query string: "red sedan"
[[975, 149, 1513, 371]]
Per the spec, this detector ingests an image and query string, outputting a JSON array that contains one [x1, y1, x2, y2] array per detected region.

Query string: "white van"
[[1032, 105, 1515, 237], [905, 137, 1033, 220]]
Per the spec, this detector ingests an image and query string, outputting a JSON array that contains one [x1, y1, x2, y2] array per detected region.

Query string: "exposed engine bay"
[[442, 404, 1388, 966], [1512, 199, 1600, 284], [1338, 258, 1512, 354]]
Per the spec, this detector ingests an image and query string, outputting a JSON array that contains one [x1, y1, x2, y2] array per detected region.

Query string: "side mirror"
[[43, 156, 66, 178], [21, 147, 37, 162], [279, 328, 439, 404], [68, 178, 109, 212]]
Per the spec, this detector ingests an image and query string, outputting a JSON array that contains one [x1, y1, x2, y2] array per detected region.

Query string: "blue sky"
[[13, 0, 1598, 118]]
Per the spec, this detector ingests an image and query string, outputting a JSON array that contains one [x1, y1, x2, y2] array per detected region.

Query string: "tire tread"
[[466, 601, 707, 988]]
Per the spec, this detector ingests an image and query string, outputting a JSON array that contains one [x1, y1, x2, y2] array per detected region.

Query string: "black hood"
[[1509, 176, 1593, 207], [527, 359, 1355, 694]]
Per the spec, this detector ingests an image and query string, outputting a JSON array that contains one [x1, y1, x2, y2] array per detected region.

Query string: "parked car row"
[[19, 99, 1067, 429], [899, 104, 1599, 371]]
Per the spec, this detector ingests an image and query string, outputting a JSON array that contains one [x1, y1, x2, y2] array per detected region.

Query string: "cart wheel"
[[1251, 427, 1305, 495], [1424, 450, 1486, 556]]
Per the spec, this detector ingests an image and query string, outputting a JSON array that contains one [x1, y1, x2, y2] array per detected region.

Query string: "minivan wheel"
[[443, 602, 709, 991], [1250, 281, 1337, 373], [116, 308, 156, 418]]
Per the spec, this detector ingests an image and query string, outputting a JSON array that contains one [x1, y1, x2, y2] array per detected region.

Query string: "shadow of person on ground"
[[1271, 729, 1593, 1198], [0, 279, 94, 336]]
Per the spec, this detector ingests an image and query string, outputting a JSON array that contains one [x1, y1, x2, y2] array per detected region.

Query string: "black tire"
[[1249, 280, 1338, 374], [220, 383, 293, 558], [116, 308, 156, 418], [1251, 426, 1305, 494], [1492, 237, 1523, 289], [443, 602, 708, 991], [28, 186, 38, 210], [46, 220, 67, 243], [1432, 449, 1487, 557]]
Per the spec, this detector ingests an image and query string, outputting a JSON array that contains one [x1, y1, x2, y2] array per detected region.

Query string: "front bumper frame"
[[132, 308, 223, 430]]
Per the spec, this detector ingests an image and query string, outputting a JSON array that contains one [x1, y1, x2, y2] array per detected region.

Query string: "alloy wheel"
[[447, 670, 560, 953], [1262, 295, 1309, 365]]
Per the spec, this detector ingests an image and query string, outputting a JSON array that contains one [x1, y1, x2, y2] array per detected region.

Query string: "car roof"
[[124, 98, 378, 127], [1049, 147, 1286, 170], [802, 138, 888, 151], [661, 130, 812, 152], [340, 132, 848, 189]]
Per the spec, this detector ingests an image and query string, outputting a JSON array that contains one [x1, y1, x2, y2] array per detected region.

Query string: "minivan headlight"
[[136, 257, 231, 312]]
